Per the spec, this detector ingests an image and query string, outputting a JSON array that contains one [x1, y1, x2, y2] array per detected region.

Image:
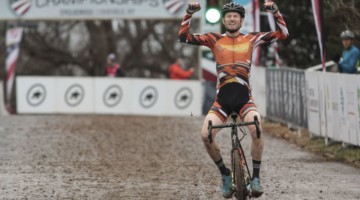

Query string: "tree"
[[15, 19, 200, 78]]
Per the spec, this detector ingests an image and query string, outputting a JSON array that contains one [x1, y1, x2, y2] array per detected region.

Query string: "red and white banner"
[[265, 0, 281, 67], [311, 0, 325, 71], [5, 27, 23, 110], [252, 0, 261, 66]]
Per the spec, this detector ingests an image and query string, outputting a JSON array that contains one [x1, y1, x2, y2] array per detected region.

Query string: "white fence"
[[0, 81, 9, 116], [15, 70, 360, 146], [16, 77, 202, 116], [305, 72, 360, 146]]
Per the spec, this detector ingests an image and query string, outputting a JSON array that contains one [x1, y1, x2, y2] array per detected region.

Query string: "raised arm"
[[252, 2, 289, 48], [178, 2, 216, 48]]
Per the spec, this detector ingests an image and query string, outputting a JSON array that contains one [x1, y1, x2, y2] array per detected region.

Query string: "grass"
[[262, 121, 360, 168]]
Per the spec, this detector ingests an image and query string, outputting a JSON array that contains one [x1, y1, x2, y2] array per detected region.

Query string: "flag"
[[311, 0, 325, 71], [265, 0, 281, 67], [252, 0, 260, 66], [5, 27, 23, 112]]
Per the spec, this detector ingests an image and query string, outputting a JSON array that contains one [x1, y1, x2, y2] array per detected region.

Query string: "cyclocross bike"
[[208, 112, 261, 200]]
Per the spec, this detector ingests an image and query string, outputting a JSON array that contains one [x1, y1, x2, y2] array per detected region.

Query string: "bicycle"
[[207, 112, 261, 200]]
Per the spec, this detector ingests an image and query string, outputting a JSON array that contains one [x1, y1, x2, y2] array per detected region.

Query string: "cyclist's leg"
[[243, 110, 264, 161], [201, 112, 233, 198], [200, 112, 224, 162], [241, 107, 264, 197]]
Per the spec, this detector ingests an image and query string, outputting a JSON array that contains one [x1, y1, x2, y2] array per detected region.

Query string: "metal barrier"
[[266, 67, 308, 128]]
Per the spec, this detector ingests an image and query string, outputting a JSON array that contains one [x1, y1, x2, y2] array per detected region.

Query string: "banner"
[[311, 0, 325, 70], [16, 77, 202, 116], [264, 0, 281, 67], [0, 0, 205, 20], [5, 27, 23, 111]]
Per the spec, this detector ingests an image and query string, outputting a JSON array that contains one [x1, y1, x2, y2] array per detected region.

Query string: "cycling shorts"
[[209, 82, 257, 122]]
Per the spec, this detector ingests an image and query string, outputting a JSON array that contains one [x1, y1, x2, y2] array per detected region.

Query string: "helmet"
[[107, 53, 116, 61], [222, 2, 245, 18], [340, 30, 355, 39]]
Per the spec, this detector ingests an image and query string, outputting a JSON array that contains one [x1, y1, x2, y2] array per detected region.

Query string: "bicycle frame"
[[207, 112, 261, 199]]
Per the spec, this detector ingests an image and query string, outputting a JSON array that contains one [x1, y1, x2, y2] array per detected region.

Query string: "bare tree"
[[16, 19, 200, 78]]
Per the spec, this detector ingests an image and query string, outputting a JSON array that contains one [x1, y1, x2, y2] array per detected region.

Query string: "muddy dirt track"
[[0, 115, 359, 200]]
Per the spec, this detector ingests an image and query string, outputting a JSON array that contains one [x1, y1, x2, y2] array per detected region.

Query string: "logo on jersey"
[[9, 0, 32, 17], [174, 87, 193, 109], [26, 84, 46, 107], [219, 43, 250, 53], [65, 84, 85, 107], [139, 86, 158, 108], [103, 85, 123, 108], [163, 0, 186, 15]]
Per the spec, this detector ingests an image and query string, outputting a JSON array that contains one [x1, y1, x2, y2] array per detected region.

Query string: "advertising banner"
[[305, 71, 321, 136], [16, 76, 56, 113], [342, 74, 358, 145], [250, 66, 266, 117], [55, 77, 95, 113], [0, 0, 205, 20], [357, 76, 360, 146], [164, 80, 202, 116], [94, 78, 132, 114]]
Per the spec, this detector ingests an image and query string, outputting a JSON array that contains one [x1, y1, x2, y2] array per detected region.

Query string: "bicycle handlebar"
[[208, 116, 261, 144]]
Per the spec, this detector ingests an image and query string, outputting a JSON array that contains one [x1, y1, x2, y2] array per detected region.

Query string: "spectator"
[[105, 53, 125, 77], [337, 30, 360, 74], [168, 58, 194, 80]]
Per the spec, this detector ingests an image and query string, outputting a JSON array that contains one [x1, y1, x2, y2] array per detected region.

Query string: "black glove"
[[186, 2, 201, 14], [264, 2, 279, 14]]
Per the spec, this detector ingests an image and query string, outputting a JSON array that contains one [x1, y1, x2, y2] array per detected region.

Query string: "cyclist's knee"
[[201, 130, 211, 144]]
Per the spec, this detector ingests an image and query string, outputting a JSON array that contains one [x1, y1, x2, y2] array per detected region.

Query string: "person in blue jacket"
[[338, 30, 360, 74]]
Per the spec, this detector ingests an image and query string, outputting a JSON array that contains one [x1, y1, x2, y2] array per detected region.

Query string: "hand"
[[186, 2, 201, 14], [263, 2, 279, 14]]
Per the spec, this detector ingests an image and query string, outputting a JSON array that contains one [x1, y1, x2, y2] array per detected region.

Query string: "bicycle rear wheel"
[[233, 149, 247, 200]]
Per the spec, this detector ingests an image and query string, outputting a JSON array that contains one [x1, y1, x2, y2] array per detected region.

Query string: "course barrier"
[[264, 66, 359, 147], [265, 67, 308, 128], [16, 77, 202, 116], [0, 81, 9, 116], [305, 72, 360, 146]]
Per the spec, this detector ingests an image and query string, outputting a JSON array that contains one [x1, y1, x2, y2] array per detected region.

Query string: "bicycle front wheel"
[[233, 149, 247, 200]]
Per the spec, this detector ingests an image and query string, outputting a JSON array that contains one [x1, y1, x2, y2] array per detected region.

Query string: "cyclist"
[[178, 1, 288, 198]]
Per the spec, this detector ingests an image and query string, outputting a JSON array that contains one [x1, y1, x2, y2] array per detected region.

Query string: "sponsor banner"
[[55, 77, 94, 113], [338, 74, 348, 142], [1, 0, 204, 20], [16, 76, 56, 113], [323, 73, 336, 139], [131, 79, 166, 116], [17, 76, 203, 116], [342, 74, 358, 145], [94, 78, 132, 114], [0, 82, 9, 115], [164, 80, 201, 116], [305, 71, 321, 136], [318, 72, 326, 137], [357, 77, 360, 146]]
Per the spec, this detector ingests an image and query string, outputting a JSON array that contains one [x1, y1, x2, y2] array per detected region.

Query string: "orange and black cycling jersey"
[[178, 13, 289, 89]]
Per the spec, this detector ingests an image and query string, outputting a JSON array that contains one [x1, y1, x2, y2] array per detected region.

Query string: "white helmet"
[[340, 30, 355, 39]]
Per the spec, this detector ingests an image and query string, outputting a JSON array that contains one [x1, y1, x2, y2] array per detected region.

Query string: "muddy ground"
[[0, 115, 359, 200]]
